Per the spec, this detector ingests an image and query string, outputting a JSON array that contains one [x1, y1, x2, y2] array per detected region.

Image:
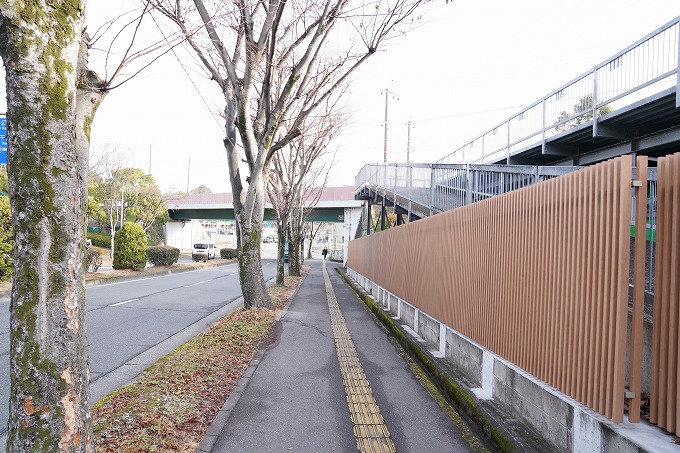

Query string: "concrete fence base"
[[345, 267, 678, 453]]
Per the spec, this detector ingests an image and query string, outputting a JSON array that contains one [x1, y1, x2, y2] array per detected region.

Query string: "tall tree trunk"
[[300, 238, 304, 265], [1, 2, 94, 451], [288, 224, 301, 277], [276, 220, 286, 285], [236, 216, 272, 309], [306, 224, 313, 259], [225, 111, 274, 309]]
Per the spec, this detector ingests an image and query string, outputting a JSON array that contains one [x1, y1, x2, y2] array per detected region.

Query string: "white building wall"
[[164, 220, 210, 251]]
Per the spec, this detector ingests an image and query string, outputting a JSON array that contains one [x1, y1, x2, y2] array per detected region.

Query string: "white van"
[[193, 242, 216, 259]]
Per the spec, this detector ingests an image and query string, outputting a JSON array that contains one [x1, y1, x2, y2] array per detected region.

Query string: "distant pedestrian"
[[322, 247, 328, 260]]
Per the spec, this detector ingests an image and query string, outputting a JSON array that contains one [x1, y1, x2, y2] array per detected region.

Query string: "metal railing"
[[437, 17, 680, 165], [356, 163, 581, 215]]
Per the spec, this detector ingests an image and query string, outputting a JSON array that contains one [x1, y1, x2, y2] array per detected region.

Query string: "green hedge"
[[113, 222, 148, 271], [87, 231, 111, 248], [220, 248, 237, 259], [147, 246, 180, 266]]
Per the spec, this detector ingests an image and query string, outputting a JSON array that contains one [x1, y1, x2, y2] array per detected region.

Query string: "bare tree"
[[267, 98, 344, 282], [0, 2, 184, 448], [306, 221, 323, 259], [151, 0, 428, 308]]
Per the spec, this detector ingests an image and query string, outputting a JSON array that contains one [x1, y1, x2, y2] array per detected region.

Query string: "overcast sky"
[[0, 1, 678, 193]]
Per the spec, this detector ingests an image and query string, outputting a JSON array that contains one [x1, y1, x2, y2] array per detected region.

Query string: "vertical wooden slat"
[[576, 167, 590, 403], [650, 157, 664, 425], [528, 183, 539, 376], [629, 156, 648, 423], [608, 157, 623, 420], [657, 156, 671, 429], [596, 161, 611, 415], [674, 156, 680, 436], [564, 171, 577, 396], [581, 165, 602, 407], [606, 158, 618, 419], [612, 155, 632, 423], [545, 178, 558, 384], [555, 175, 567, 389], [502, 194, 512, 361], [566, 171, 579, 397], [668, 155, 680, 432]]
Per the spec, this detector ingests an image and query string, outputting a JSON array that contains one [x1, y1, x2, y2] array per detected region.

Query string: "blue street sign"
[[0, 117, 6, 165]]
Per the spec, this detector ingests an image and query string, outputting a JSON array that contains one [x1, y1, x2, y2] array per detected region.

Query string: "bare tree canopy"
[[150, 0, 430, 308]]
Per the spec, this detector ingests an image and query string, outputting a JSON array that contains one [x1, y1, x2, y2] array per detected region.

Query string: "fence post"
[[466, 164, 473, 205], [593, 69, 600, 137], [439, 323, 447, 356], [629, 156, 648, 423], [430, 164, 435, 216]]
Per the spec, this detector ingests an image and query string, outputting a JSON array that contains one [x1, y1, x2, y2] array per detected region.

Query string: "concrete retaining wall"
[[346, 268, 679, 453]]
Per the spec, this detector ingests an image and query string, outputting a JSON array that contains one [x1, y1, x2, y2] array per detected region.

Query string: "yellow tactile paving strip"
[[322, 261, 396, 453]]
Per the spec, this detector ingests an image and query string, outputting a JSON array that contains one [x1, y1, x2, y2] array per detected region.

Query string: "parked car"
[[193, 242, 216, 259]]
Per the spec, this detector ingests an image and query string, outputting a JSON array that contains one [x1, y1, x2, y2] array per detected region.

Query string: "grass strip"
[[92, 270, 308, 452]]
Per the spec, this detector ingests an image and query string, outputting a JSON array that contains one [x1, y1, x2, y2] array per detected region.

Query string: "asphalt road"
[[0, 244, 280, 443]]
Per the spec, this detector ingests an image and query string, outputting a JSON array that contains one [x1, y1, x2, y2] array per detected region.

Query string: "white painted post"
[[413, 308, 419, 336], [439, 322, 447, 355]]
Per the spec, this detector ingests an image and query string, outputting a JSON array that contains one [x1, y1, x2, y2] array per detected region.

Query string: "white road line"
[[183, 279, 212, 288], [109, 298, 139, 307]]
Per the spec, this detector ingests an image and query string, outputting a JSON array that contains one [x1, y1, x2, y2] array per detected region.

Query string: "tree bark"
[[225, 96, 274, 308], [288, 224, 301, 277], [276, 220, 286, 285], [0, 2, 94, 451], [235, 198, 274, 308]]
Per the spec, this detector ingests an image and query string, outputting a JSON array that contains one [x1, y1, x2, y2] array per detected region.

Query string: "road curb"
[[86, 260, 235, 287]]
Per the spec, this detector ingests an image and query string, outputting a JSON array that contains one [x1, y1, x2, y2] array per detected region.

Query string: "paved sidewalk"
[[202, 260, 482, 453]]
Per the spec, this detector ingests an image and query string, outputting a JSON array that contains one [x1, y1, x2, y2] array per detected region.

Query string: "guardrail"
[[436, 16, 680, 165], [356, 163, 581, 214]]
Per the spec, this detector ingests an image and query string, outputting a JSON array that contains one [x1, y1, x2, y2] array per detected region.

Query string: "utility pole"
[[406, 121, 412, 164], [186, 156, 191, 193], [148, 145, 152, 176], [382, 89, 398, 163]]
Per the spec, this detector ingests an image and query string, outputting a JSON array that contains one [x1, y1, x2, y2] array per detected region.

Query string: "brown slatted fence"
[[348, 155, 637, 423], [650, 152, 680, 434]]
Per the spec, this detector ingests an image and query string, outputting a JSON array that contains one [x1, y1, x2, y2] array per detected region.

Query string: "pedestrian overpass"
[[357, 16, 680, 233], [164, 186, 362, 259], [348, 17, 680, 453]]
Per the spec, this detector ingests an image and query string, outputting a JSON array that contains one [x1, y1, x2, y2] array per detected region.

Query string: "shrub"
[[220, 248, 237, 259], [86, 249, 102, 272], [113, 222, 148, 271], [87, 231, 111, 248], [192, 253, 208, 263], [148, 246, 180, 266]]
